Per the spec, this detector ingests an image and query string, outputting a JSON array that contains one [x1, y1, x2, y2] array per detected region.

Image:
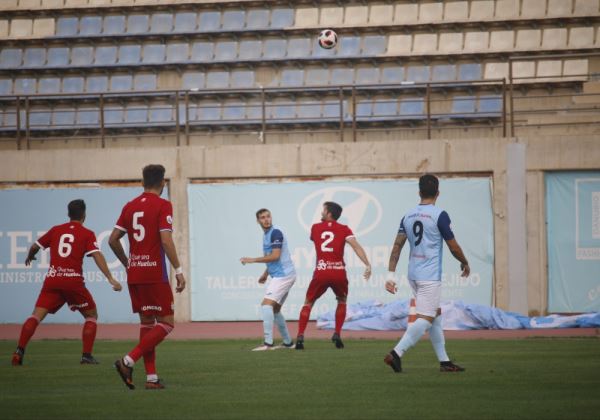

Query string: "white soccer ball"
[[318, 29, 338, 49]]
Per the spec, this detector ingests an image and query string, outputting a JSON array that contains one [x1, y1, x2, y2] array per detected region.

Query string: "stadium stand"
[[0, 0, 598, 148]]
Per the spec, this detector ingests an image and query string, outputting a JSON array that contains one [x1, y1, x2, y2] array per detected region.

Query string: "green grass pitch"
[[1, 338, 599, 419]]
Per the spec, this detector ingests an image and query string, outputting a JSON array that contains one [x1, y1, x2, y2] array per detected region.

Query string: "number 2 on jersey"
[[413, 221, 423, 246], [321, 231, 334, 252], [133, 211, 146, 242]]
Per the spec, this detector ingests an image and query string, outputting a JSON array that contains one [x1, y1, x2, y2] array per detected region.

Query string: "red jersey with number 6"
[[36, 222, 99, 286], [115, 192, 173, 284], [310, 220, 355, 280]]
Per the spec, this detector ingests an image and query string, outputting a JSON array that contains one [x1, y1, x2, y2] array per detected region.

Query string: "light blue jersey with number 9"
[[399, 204, 454, 281]]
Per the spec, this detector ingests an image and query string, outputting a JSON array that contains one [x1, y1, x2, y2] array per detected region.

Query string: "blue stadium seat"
[[104, 106, 124, 126], [223, 11, 245, 30], [322, 100, 348, 120], [312, 40, 336, 58], [306, 68, 329, 86], [230, 70, 254, 88], [134, 73, 156, 91], [381, 66, 405, 84], [104, 15, 126, 35], [0, 48, 22, 68], [239, 40, 262, 60], [0, 78, 12, 95], [406, 66, 431, 83], [39, 77, 60, 94], [478, 96, 503, 117], [296, 100, 321, 119], [355, 99, 373, 118], [246, 102, 262, 121], [173, 12, 196, 32], [246, 10, 269, 29], [118, 45, 141, 64], [149, 104, 174, 123], [127, 14, 149, 34], [363, 36, 386, 55], [288, 38, 312, 58], [86, 75, 108, 93], [196, 102, 222, 121], [268, 100, 295, 122], [399, 98, 425, 120], [56, 17, 78, 36], [451, 96, 477, 115], [338, 36, 361, 57], [76, 108, 100, 126], [166, 43, 189, 62], [280, 69, 304, 87], [432, 65, 457, 82], [459, 63, 482, 81], [331, 68, 354, 85], [95, 46, 118, 65], [125, 104, 148, 124], [356, 68, 380, 85], [264, 39, 287, 59], [14, 78, 36, 95], [271, 8, 294, 28], [52, 108, 76, 128], [214, 41, 238, 61], [199, 11, 221, 31], [47, 47, 69, 67], [143, 44, 166, 63], [150, 13, 173, 33], [80, 16, 102, 36], [182, 72, 205, 90], [23, 48, 46, 67], [191, 42, 214, 61], [206, 71, 229, 88], [71, 47, 94, 66], [373, 99, 398, 119], [222, 102, 246, 121], [29, 108, 52, 128], [62, 76, 84, 94], [110, 75, 133, 91]]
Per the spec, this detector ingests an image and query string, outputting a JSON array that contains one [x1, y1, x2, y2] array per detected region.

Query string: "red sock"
[[335, 303, 347, 335], [82, 318, 97, 354], [140, 323, 156, 375], [128, 323, 173, 363], [18, 316, 40, 349], [297, 305, 312, 337]]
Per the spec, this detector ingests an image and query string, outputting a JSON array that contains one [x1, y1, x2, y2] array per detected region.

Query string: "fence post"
[[99, 94, 105, 148], [25, 96, 30, 150], [352, 87, 357, 142], [502, 78, 507, 138], [261, 88, 266, 144], [509, 59, 515, 137], [16, 96, 21, 150], [426, 84, 431, 140], [185, 91, 190, 146], [175, 91, 180, 147], [339, 87, 344, 142]]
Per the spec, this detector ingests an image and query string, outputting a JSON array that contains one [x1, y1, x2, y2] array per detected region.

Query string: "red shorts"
[[128, 282, 174, 317], [305, 276, 348, 302], [35, 281, 97, 314]]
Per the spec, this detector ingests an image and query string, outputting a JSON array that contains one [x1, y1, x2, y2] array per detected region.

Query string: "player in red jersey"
[[295, 201, 371, 350], [108, 164, 186, 390], [11, 199, 122, 366]]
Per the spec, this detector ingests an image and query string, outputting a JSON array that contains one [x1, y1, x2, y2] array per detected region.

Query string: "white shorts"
[[409, 279, 442, 318], [263, 274, 296, 305]]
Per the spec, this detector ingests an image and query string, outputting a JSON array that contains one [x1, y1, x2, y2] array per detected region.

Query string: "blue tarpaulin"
[[316, 300, 600, 330]]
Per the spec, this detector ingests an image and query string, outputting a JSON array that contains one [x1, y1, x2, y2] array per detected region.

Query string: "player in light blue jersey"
[[383, 174, 470, 373], [241, 208, 296, 351]]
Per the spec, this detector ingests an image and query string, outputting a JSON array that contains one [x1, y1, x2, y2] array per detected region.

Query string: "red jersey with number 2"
[[36, 222, 99, 286], [311, 220, 354, 280], [115, 192, 173, 284]]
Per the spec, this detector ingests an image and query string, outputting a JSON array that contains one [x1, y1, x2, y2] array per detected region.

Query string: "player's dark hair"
[[68, 199, 86, 220], [143, 164, 166, 188], [419, 174, 439, 198], [256, 208, 270, 219], [323, 201, 343, 220]]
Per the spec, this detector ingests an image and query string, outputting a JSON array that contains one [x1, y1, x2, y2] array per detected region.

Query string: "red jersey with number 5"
[[36, 222, 99, 286], [310, 220, 354, 280], [115, 192, 173, 284]]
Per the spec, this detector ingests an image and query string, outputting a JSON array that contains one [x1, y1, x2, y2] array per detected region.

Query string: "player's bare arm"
[[240, 248, 281, 265], [386, 233, 407, 294], [91, 252, 122, 292], [346, 237, 372, 280], [108, 228, 129, 268], [24, 243, 41, 266], [258, 269, 268, 284], [445, 238, 470, 277], [160, 230, 186, 293]]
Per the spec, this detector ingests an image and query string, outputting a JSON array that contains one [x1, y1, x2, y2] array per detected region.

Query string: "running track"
[[1, 322, 598, 341]]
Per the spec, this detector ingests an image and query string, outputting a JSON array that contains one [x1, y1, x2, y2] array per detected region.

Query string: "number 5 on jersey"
[[133, 211, 145, 242]]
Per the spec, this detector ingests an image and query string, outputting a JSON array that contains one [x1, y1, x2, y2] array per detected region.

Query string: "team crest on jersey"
[[167, 215, 173, 225]]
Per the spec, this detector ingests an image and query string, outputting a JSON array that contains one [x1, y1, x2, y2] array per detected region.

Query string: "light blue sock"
[[429, 315, 450, 362], [274, 311, 291, 345], [261, 305, 274, 345], [394, 318, 432, 357]]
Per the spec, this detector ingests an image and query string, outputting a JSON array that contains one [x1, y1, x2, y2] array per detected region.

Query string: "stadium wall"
[[1, 135, 599, 320]]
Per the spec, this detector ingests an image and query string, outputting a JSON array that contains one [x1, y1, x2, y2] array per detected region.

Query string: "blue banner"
[[546, 172, 600, 312], [188, 177, 494, 321], [0, 186, 156, 323]]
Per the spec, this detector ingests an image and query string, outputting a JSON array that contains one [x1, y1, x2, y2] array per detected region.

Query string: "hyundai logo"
[[297, 186, 382, 237]]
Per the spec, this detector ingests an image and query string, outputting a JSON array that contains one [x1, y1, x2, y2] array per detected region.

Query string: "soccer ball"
[[318, 29, 338, 49]]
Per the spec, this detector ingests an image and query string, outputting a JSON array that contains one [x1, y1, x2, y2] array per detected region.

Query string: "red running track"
[[1, 322, 598, 341]]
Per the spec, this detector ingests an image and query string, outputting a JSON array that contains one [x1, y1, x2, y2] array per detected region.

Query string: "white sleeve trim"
[[114, 225, 127, 232], [35, 240, 46, 250], [85, 249, 100, 257], [345, 235, 356, 241], [159, 228, 173, 232]]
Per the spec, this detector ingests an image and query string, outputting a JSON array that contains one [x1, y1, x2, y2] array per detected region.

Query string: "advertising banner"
[[189, 177, 494, 320]]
